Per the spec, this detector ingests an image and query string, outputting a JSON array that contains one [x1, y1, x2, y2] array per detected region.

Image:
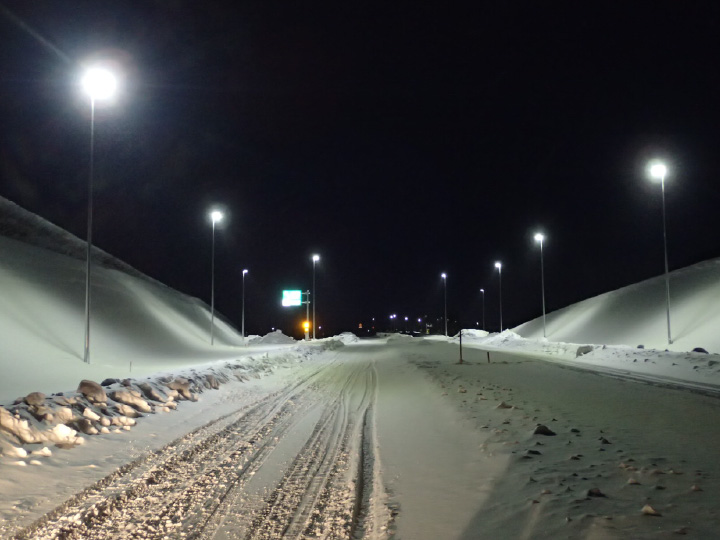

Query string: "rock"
[[641, 504, 661, 516], [458, 386, 467, 393], [165, 378, 193, 401], [599, 437, 611, 445], [587, 488, 607, 498], [690, 484, 703, 492], [576, 345, 594, 357], [114, 403, 142, 418], [137, 383, 166, 403], [637, 344, 645, 349], [77, 380, 107, 404], [74, 418, 99, 436], [54, 407, 75, 424], [205, 374, 220, 390], [496, 401, 513, 409], [692, 347, 709, 354], [0, 406, 44, 444], [24, 392, 46, 407], [534, 425, 556, 436], [110, 390, 152, 413], [627, 477, 641, 485], [100, 378, 119, 387]]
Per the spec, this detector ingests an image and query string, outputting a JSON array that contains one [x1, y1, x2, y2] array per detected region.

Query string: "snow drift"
[[513, 258, 720, 353]]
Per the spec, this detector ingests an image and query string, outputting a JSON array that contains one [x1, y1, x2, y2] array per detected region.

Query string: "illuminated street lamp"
[[312, 254, 320, 339], [441, 273, 448, 337], [534, 232, 547, 338], [495, 262, 503, 332], [80, 66, 117, 364], [209, 209, 224, 345], [649, 161, 673, 344], [479, 288, 485, 331], [241, 269, 248, 345]]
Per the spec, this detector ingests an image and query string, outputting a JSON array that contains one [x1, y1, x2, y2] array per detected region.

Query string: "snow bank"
[[334, 332, 360, 344], [256, 330, 296, 345], [459, 329, 720, 392], [514, 257, 720, 353]]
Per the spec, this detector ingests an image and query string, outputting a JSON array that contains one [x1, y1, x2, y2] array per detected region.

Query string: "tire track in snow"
[[11, 365, 330, 539]]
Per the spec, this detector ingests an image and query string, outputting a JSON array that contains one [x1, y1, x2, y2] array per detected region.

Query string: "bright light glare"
[[441, 273, 447, 279], [242, 269, 248, 275], [649, 162, 667, 180], [82, 67, 117, 101], [480, 288, 484, 293], [534, 232, 544, 243], [312, 254, 320, 262], [495, 262, 502, 269], [210, 210, 223, 224]]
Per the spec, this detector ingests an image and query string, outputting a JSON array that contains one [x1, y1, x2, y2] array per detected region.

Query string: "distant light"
[[303, 321, 310, 331], [495, 262, 502, 269], [534, 232, 544, 243], [480, 288, 484, 293], [418, 318, 422, 323], [404, 316, 408, 321], [242, 269, 248, 275], [210, 210, 223, 224], [441, 273, 447, 279], [312, 254, 320, 262], [82, 67, 117, 101], [649, 162, 667, 180]]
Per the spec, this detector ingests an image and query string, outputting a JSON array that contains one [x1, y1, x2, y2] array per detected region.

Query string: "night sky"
[[2, 2, 720, 338]]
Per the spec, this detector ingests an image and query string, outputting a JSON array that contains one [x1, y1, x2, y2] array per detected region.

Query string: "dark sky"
[[2, 1, 720, 338]]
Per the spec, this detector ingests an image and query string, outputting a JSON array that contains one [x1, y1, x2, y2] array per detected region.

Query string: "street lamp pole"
[[312, 254, 320, 339], [242, 269, 248, 345], [534, 233, 547, 338], [650, 162, 673, 344], [441, 273, 448, 337], [495, 262, 503, 332], [480, 288, 485, 331], [81, 67, 116, 364], [209, 209, 223, 345]]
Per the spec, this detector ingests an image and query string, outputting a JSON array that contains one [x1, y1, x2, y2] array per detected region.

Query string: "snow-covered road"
[[7, 337, 720, 539]]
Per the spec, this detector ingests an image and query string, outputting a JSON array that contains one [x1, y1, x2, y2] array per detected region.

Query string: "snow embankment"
[[514, 257, 720, 353], [0, 336, 346, 463], [454, 329, 720, 393]]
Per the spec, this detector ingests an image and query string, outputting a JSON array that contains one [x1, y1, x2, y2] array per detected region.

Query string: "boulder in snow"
[[24, 392, 46, 407], [533, 424, 556, 436], [77, 380, 107, 404], [110, 390, 152, 413], [575, 345, 594, 358]]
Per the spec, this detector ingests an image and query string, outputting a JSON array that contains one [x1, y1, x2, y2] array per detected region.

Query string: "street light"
[[534, 232, 547, 338], [80, 66, 117, 364], [312, 254, 320, 339], [494, 262, 503, 332], [649, 161, 673, 344], [241, 269, 248, 345], [479, 288, 485, 331], [209, 209, 224, 345], [441, 272, 448, 337]]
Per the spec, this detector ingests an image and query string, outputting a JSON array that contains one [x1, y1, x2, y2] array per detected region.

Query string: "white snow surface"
[[513, 257, 720, 353]]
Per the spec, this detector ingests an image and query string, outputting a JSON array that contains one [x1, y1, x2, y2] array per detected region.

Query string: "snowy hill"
[[0, 197, 257, 401], [514, 257, 720, 353]]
